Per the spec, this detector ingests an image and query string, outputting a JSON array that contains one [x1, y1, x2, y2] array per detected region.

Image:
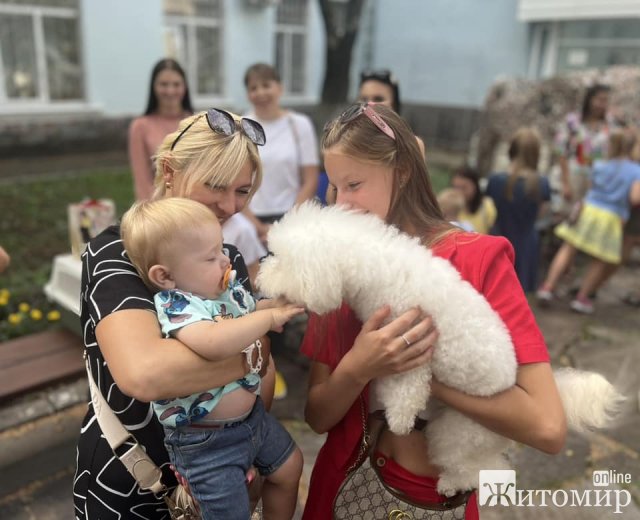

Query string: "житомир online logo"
[[478, 469, 632, 514]]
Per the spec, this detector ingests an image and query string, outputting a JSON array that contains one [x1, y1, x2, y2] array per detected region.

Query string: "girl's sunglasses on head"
[[337, 102, 396, 141], [170, 108, 266, 151]]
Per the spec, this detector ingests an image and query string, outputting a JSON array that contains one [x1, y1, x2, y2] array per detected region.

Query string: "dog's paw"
[[436, 481, 459, 497], [436, 475, 470, 497], [385, 415, 415, 436]]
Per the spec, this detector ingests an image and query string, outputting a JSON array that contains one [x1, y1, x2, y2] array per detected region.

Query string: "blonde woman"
[[486, 128, 551, 292], [74, 109, 274, 519]]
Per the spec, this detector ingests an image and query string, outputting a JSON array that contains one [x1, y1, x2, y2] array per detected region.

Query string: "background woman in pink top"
[[128, 59, 194, 200]]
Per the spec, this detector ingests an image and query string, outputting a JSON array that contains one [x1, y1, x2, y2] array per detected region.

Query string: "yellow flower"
[[47, 310, 61, 322], [8, 313, 22, 325], [18, 302, 30, 313], [0, 295, 8, 306], [30, 309, 43, 321], [0, 288, 9, 299]]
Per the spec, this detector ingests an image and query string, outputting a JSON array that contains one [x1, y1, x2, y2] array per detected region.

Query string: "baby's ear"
[[148, 264, 175, 290]]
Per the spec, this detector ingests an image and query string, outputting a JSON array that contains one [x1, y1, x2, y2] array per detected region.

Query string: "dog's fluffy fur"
[[257, 203, 624, 495]]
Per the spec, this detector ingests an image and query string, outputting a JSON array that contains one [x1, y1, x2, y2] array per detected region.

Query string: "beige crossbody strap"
[[85, 358, 166, 495]]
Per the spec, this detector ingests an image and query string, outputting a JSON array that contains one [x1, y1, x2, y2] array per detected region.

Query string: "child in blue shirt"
[[121, 197, 304, 519], [538, 129, 640, 314]]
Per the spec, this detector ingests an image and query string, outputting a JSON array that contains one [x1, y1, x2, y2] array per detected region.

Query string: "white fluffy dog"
[[257, 203, 624, 496]]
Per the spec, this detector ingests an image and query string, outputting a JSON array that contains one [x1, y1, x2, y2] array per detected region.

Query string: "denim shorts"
[[163, 397, 296, 519]]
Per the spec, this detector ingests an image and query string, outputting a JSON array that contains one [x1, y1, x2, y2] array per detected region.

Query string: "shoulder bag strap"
[[85, 356, 166, 495], [345, 395, 386, 475], [287, 113, 303, 173]]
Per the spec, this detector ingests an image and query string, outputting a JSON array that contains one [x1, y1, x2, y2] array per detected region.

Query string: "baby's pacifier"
[[222, 266, 236, 288]]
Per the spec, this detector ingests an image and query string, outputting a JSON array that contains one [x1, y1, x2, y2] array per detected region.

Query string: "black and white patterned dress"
[[73, 225, 251, 519]]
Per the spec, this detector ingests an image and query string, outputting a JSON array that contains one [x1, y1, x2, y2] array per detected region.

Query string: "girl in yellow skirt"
[[537, 129, 640, 314]]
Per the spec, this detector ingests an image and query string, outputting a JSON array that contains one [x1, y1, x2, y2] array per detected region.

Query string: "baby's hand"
[[269, 303, 305, 332]]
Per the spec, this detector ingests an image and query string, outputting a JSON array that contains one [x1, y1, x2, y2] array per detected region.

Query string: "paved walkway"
[[1, 260, 639, 519]]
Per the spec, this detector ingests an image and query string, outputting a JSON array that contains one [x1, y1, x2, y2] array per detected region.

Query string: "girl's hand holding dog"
[[345, 305, 438, 385]]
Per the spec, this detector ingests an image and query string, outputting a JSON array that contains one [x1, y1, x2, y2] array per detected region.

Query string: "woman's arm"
[[0, 246, 10, 273], [629, 180, 640, 206], [260, 354, 276, 411], [305, 306, 437, 433], [128, 120, 155, 201], [96, 309, 269, 402], [416, 136, 426, 159], [295, 165, 320, 205], [559, 156, 572, 201], [431, 363, 566, 454], [430, 237, 566, 454]]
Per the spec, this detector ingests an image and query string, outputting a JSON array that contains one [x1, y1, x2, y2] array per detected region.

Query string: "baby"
[[437, 188, 474, 231], [121, 197, 304, 519]]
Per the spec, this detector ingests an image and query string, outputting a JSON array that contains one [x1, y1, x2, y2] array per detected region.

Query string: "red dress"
[[300, 233, 550, 519]]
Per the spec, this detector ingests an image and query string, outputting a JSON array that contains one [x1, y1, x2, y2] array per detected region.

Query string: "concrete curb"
[[0, 402, 85, 470], [0, 377, 88, 434]]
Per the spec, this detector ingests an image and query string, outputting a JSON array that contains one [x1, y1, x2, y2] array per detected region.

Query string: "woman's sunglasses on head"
[[170, 108, 266, 151], [360, 69, 397, 87], [334, 102, 396, 141]]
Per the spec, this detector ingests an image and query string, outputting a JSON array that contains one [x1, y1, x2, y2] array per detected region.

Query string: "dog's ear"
[[256, 244, 344, 314], [293, 252, 344, 314], [257, 202, 346, 314]]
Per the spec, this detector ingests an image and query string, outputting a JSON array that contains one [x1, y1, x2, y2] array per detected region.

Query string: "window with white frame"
[[164, 0, 224, 100], [0, 0, 83, 104], [275, 0, 308, 96], [529, 19, 640, 78], [556, 19, 640, 72]]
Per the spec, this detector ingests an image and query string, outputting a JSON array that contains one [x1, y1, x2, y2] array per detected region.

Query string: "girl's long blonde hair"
[[506, 127, 542, 201], [152, 111, 263, 199], [322, 104, 451, 245]]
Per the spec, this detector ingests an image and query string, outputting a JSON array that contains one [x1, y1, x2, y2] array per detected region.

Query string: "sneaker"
[[536, 287, 554, 305], [570, 297, 594, 315], [273, 370, 288, 400]]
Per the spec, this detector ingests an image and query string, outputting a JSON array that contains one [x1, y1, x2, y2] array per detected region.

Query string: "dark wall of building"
[[0, 103, 480, 177]]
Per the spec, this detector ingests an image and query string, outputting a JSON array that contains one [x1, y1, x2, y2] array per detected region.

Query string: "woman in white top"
[[243, 63, 320, 243], [222, 213, 267, 288]]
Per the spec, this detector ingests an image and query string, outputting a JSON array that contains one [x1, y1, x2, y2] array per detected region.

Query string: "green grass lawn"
[[429, 165, 451, 193], [0, 168, 135, 302], [0, 163, 451, 305]]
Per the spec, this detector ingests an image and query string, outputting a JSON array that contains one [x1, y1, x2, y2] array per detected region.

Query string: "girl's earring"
[[165, 180, 173, 190]]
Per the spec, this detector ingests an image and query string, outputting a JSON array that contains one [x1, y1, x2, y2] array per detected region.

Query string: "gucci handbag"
[[86, 359, 200, 520], [333, 398, 472, 519]]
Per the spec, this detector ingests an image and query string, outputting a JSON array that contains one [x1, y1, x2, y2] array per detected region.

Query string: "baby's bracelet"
[[243, 339, 263, 375]]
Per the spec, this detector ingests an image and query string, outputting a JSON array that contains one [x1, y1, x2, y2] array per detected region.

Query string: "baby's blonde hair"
[[608, 128, 637, 159], [152, 110, 263, 199], [121, 198, 218, 289], [437, 188, 465, 221]]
